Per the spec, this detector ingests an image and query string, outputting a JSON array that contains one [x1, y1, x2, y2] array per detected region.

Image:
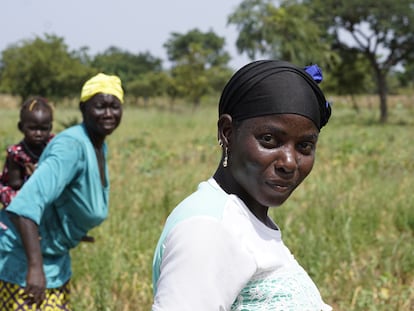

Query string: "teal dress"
[[0, 124, 109, 288]]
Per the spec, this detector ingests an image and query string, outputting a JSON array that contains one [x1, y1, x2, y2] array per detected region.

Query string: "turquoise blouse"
[[0, 124, 109, 288]]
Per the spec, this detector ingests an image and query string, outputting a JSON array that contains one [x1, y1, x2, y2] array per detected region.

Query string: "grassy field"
[[0, 95, 413, 310]]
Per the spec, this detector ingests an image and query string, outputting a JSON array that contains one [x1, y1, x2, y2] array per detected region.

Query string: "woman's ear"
[[79, 102, 88, 119], [79, 102, 85, 113], [217, 114, 233, 147]]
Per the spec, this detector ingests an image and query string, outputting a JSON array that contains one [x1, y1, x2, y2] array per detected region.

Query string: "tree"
[[163, 29, 231, 107], [91, 47, 163, 89], [164, 29, 230, 68], [311, 0, 414, 122], [228, 0, 337, 67], [324, 49, 375, 111], [126, 71, 169, 106], [0, 34, 93, 100], [169, 47, 211, 108]]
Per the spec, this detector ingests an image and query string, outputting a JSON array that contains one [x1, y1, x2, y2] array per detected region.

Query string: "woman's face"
[[82, 93, 123, 138], [227, 113, 319, 208]]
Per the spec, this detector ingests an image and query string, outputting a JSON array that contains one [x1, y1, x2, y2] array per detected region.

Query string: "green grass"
[[0, 100, 413, 310]]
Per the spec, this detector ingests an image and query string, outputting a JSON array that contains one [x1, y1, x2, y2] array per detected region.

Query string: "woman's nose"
[[274, 145, 297, 173], [103, 107, 113, 116]]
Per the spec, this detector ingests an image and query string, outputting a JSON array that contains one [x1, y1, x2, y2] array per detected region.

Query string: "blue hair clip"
[[304, 64, 331, 111], [304, 64, 323, 84]]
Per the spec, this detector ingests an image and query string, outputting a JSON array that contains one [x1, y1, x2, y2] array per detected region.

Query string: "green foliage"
[[1, 1, 414, 117], [206, 65, 234, 94], [171, 59, 210, 106], [126, 71, 169, 99], [91, 47, 163, 89], [312, 0, 414, 70], [163, 29, 232, 106], [0, 34, 93, 101], [324, 50, 375, 96], [228, 0, 414, 122], [396, 61, 414, 89], [0, 100, 414, 310], [228, 0, 338, 66], [310, 0, 414, 122], [164, 28, 230, 67]]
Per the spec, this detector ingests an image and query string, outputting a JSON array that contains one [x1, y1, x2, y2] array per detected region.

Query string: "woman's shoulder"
[[40, 125, 90, 161], [55, 124, 84, 138], [174, 179, 229, 218], [50, 124, 91, 147]]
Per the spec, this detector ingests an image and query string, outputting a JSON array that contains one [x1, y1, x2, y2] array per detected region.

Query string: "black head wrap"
[[219, 60, 331, 130]]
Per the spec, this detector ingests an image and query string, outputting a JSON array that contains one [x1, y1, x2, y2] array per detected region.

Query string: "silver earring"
[[223, 146, 228, 168]]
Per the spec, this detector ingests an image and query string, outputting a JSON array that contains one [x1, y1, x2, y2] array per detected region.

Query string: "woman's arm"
[[9, 213, 46, 305], [6, 136, 83, 222]]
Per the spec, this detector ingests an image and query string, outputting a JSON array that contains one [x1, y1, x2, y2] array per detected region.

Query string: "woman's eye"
[[93, 104, 104, 110], [111, 103, 121, 110], [263, 134, 272, 142], [298, 142, 315, 154], [259, 134, 277, 146]]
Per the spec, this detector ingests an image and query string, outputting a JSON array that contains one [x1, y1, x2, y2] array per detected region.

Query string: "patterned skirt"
[[0, 280, 71, 310]]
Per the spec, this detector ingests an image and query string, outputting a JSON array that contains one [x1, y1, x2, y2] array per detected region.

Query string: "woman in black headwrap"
[[152, 60, 332, 311]]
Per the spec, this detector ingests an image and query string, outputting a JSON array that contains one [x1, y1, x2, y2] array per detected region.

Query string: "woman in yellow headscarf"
[[0, 73, 124, 310]]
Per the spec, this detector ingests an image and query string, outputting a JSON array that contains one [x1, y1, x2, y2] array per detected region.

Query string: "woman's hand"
[[24, 265, 46, 306], [8, 213, 45, 306], [81, 235, 95, 243]]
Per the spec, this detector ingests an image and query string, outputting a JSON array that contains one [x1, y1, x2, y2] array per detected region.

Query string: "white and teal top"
[[152, 178, 332, 311]]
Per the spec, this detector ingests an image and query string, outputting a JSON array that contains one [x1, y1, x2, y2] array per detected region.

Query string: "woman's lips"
[[266, 180, 292, 192]]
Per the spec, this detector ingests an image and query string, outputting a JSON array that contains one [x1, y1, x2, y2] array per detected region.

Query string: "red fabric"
[[0, 135, 54, 208]]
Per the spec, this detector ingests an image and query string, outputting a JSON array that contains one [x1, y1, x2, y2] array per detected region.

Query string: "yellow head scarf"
[[80, 73, 124, 103]]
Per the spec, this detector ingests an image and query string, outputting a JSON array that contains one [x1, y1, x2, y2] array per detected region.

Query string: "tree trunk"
[[192, 98, 201, 111], [350, 94, 359, 112], [377, 72, 388, 123], [368, 52, 388, 123], [169, 97, 175, 112]]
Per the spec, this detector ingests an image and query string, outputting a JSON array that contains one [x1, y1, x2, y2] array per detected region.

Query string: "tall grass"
[[0, 97, 413, 310]]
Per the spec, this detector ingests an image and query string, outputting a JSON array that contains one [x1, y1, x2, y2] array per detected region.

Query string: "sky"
[[1, 0, 251, 70]]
